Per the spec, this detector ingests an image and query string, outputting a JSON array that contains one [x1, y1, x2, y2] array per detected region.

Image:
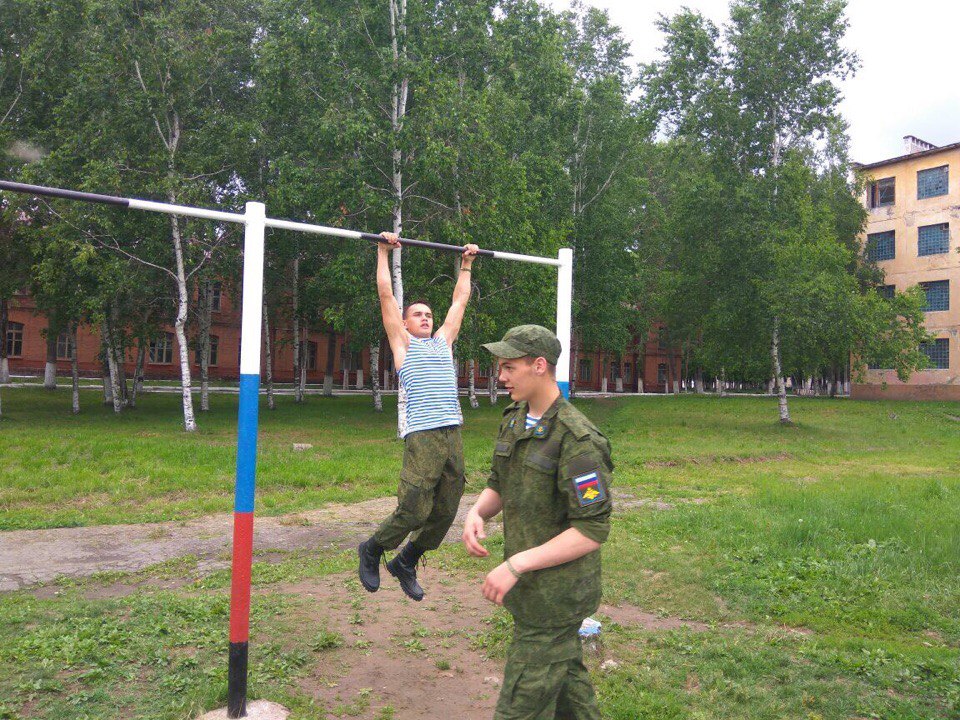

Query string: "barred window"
[[920, 280, 949, 312], [918, 223, 950, 256], [307, 341, 318, 371], [578, 358, 592, 382], [917, 165, 948, 200], [56, 332, 75, 360], [657, 363, 667, 384], [149, 332, 175, 364], [211, 281, 222, 312], [866, 231, 895, 261], [196, 335, 220, 366], [877, 284, 896, 300], [868, 177, 895, 208], [623, 362, 633, 383], [920, 338, 949, 370], [5, 321, 24, 357]]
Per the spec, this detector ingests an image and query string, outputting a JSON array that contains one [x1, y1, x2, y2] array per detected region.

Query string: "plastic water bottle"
[[579, 617, 602, 653]]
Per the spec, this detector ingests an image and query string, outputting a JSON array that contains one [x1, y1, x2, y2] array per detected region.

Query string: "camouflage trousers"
[[494, 622, 600, 720], [373, 425, 465, 551]]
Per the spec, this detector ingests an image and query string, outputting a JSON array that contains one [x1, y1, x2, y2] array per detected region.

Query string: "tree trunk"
[[370, 342, 383, 412], [70, 323, 80, 414], [323, 330, 336, 397], [44, 329, 57, 389], [109, 309, 128, 407], [292, 256, 303, 404], [0, 298, 8, 383], [130, 341, 146, 409], [695, 368, 705, 394], [570, 344, 579, 398], [263, 299, 275, 410], [101, 321, 123, 414], [488, 371, 498, 404], [101, 334, 113, 406], [467, 358, 479, 409], [198, 279, 213, 412], [770, 318, 792, 425], [168, 211, 196, 431], [390, 0, 408, 437]]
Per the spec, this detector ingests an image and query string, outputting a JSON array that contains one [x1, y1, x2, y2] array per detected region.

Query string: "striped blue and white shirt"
[[398, 336, 463, 438], [525, 414, 541, 429]]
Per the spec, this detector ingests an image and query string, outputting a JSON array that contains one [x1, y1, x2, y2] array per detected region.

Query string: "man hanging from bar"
[[357, 232, 479, 601]]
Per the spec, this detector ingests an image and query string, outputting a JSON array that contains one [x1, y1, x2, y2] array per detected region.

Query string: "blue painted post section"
[[556, 248, 573, 399], [227, 201, 266, 719]]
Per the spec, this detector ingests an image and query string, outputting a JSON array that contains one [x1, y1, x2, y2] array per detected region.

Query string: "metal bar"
[[0, 180, 129, 207], [492, 249, 563, 267], [129, 198, 244, 224]]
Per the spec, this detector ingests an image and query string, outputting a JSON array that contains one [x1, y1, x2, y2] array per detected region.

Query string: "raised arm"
[[377, 233, 409, 366], [435, 244, 479, 345]]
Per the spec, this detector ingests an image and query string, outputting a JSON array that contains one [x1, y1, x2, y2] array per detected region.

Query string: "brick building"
[[4, 288, 679, 393], [852, 135, 960, 401]]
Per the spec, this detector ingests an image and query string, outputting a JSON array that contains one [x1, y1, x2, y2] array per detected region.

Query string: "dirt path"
[[0, 495, 501, 592]]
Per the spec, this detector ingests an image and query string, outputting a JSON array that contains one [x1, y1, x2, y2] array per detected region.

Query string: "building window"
[[195, 335, 221, 366], [868, 177, 895, 208], [657, 363, 667, 385], [578, 358, 592, 381], [866, 231, 895, 262], [5, 322, 24, 357], [149, 333, 175, 364], [918, 223, 950, 256], [211, 281, 222, 312], [920, 280, 949, 312], [917, 165, 948, 200], [623, 362, 633, 384], [56, 332, 75, 360], [657, 327, 668, 351], [307, 341, 318, 372], [920, 338, 949, 370], [877, 284, 895, 300], [609, 361, 620, 382]]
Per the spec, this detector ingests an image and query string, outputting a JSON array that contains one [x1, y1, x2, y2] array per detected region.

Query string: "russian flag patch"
[[573, 471, 606, 506]]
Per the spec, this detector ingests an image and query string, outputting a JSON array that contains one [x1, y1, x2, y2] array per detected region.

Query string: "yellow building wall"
[[856, 146, 960, 398]]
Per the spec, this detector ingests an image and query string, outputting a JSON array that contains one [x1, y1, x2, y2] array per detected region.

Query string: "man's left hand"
[[482, 562, 518, 606]]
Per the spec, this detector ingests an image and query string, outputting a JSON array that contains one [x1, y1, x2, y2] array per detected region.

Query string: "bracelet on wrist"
[[460, 266, 471, 272], [505, 558, 522, 579]]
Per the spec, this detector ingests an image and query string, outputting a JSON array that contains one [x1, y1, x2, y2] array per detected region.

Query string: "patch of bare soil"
[[278, 569, 505, 719]]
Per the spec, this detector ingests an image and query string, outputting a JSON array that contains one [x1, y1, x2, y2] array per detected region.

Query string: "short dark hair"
[[403, 300, 433, 319]]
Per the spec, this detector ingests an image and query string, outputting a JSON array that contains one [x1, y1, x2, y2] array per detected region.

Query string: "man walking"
[[463, 325, 613, 719], [358, 232, 478, 601]]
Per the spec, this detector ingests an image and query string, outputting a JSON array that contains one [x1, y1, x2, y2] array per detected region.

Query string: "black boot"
[[358, 537, 384, 592], [386, 542, 426, 601]]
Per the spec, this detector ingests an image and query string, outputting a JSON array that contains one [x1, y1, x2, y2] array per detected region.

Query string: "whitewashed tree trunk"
[[771, 318, 792, 424], [168, 210, 196, 432], [468, 358, 479, 409], [263, 299, 275, 411], [70, 324, 80, 414], [44, 331, 57, 389], [370, 343, 383, 412]]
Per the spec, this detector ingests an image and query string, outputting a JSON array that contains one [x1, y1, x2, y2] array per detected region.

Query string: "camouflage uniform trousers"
[[373, 425, 465, 551], [494, 621, 601, 720]]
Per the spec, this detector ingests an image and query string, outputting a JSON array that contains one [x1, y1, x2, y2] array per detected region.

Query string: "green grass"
[[1, 388, 959, 717]]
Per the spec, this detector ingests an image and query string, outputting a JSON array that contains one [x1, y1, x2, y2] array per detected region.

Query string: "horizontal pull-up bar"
[[0, 179, 561, 266]]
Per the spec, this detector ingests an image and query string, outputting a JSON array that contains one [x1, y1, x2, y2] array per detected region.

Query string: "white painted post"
[[556, 248, 573, 399]]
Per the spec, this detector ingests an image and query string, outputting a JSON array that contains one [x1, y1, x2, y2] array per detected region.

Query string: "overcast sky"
[[543, 0, 959, 164]]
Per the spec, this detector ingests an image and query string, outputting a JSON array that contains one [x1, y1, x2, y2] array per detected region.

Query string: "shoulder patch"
[[572, 470, 606, 506]]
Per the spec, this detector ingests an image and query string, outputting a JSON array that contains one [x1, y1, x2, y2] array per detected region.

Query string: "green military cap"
[[482, 324, 562, 365]]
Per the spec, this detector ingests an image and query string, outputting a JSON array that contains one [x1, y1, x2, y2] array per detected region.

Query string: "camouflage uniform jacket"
[[488, 395, 613, 628]]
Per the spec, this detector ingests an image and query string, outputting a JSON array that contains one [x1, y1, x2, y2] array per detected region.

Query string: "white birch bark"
[[467, 358, 479, 409], [390, 0, 408, 437], [101, 334, 113, 406], [370, 342, 383, 412], [263, 299, 275, 410], [168, 209, 196, 432], [130, 342, 145, 408], [70, 324, 80, 414], [488, 371, 498, 404], [44, 331, 57, 389], [292, 256, 303, 403], [101, 321, 123, 414], [771, 317, 792, 424]]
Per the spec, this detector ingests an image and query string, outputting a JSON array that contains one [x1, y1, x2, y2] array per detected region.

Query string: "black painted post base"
[[227, 641, 249, 718]]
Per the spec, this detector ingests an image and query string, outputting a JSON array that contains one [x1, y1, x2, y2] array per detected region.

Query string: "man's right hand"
[[462, 511, 489, 557], [379, 231, 401, 250]]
